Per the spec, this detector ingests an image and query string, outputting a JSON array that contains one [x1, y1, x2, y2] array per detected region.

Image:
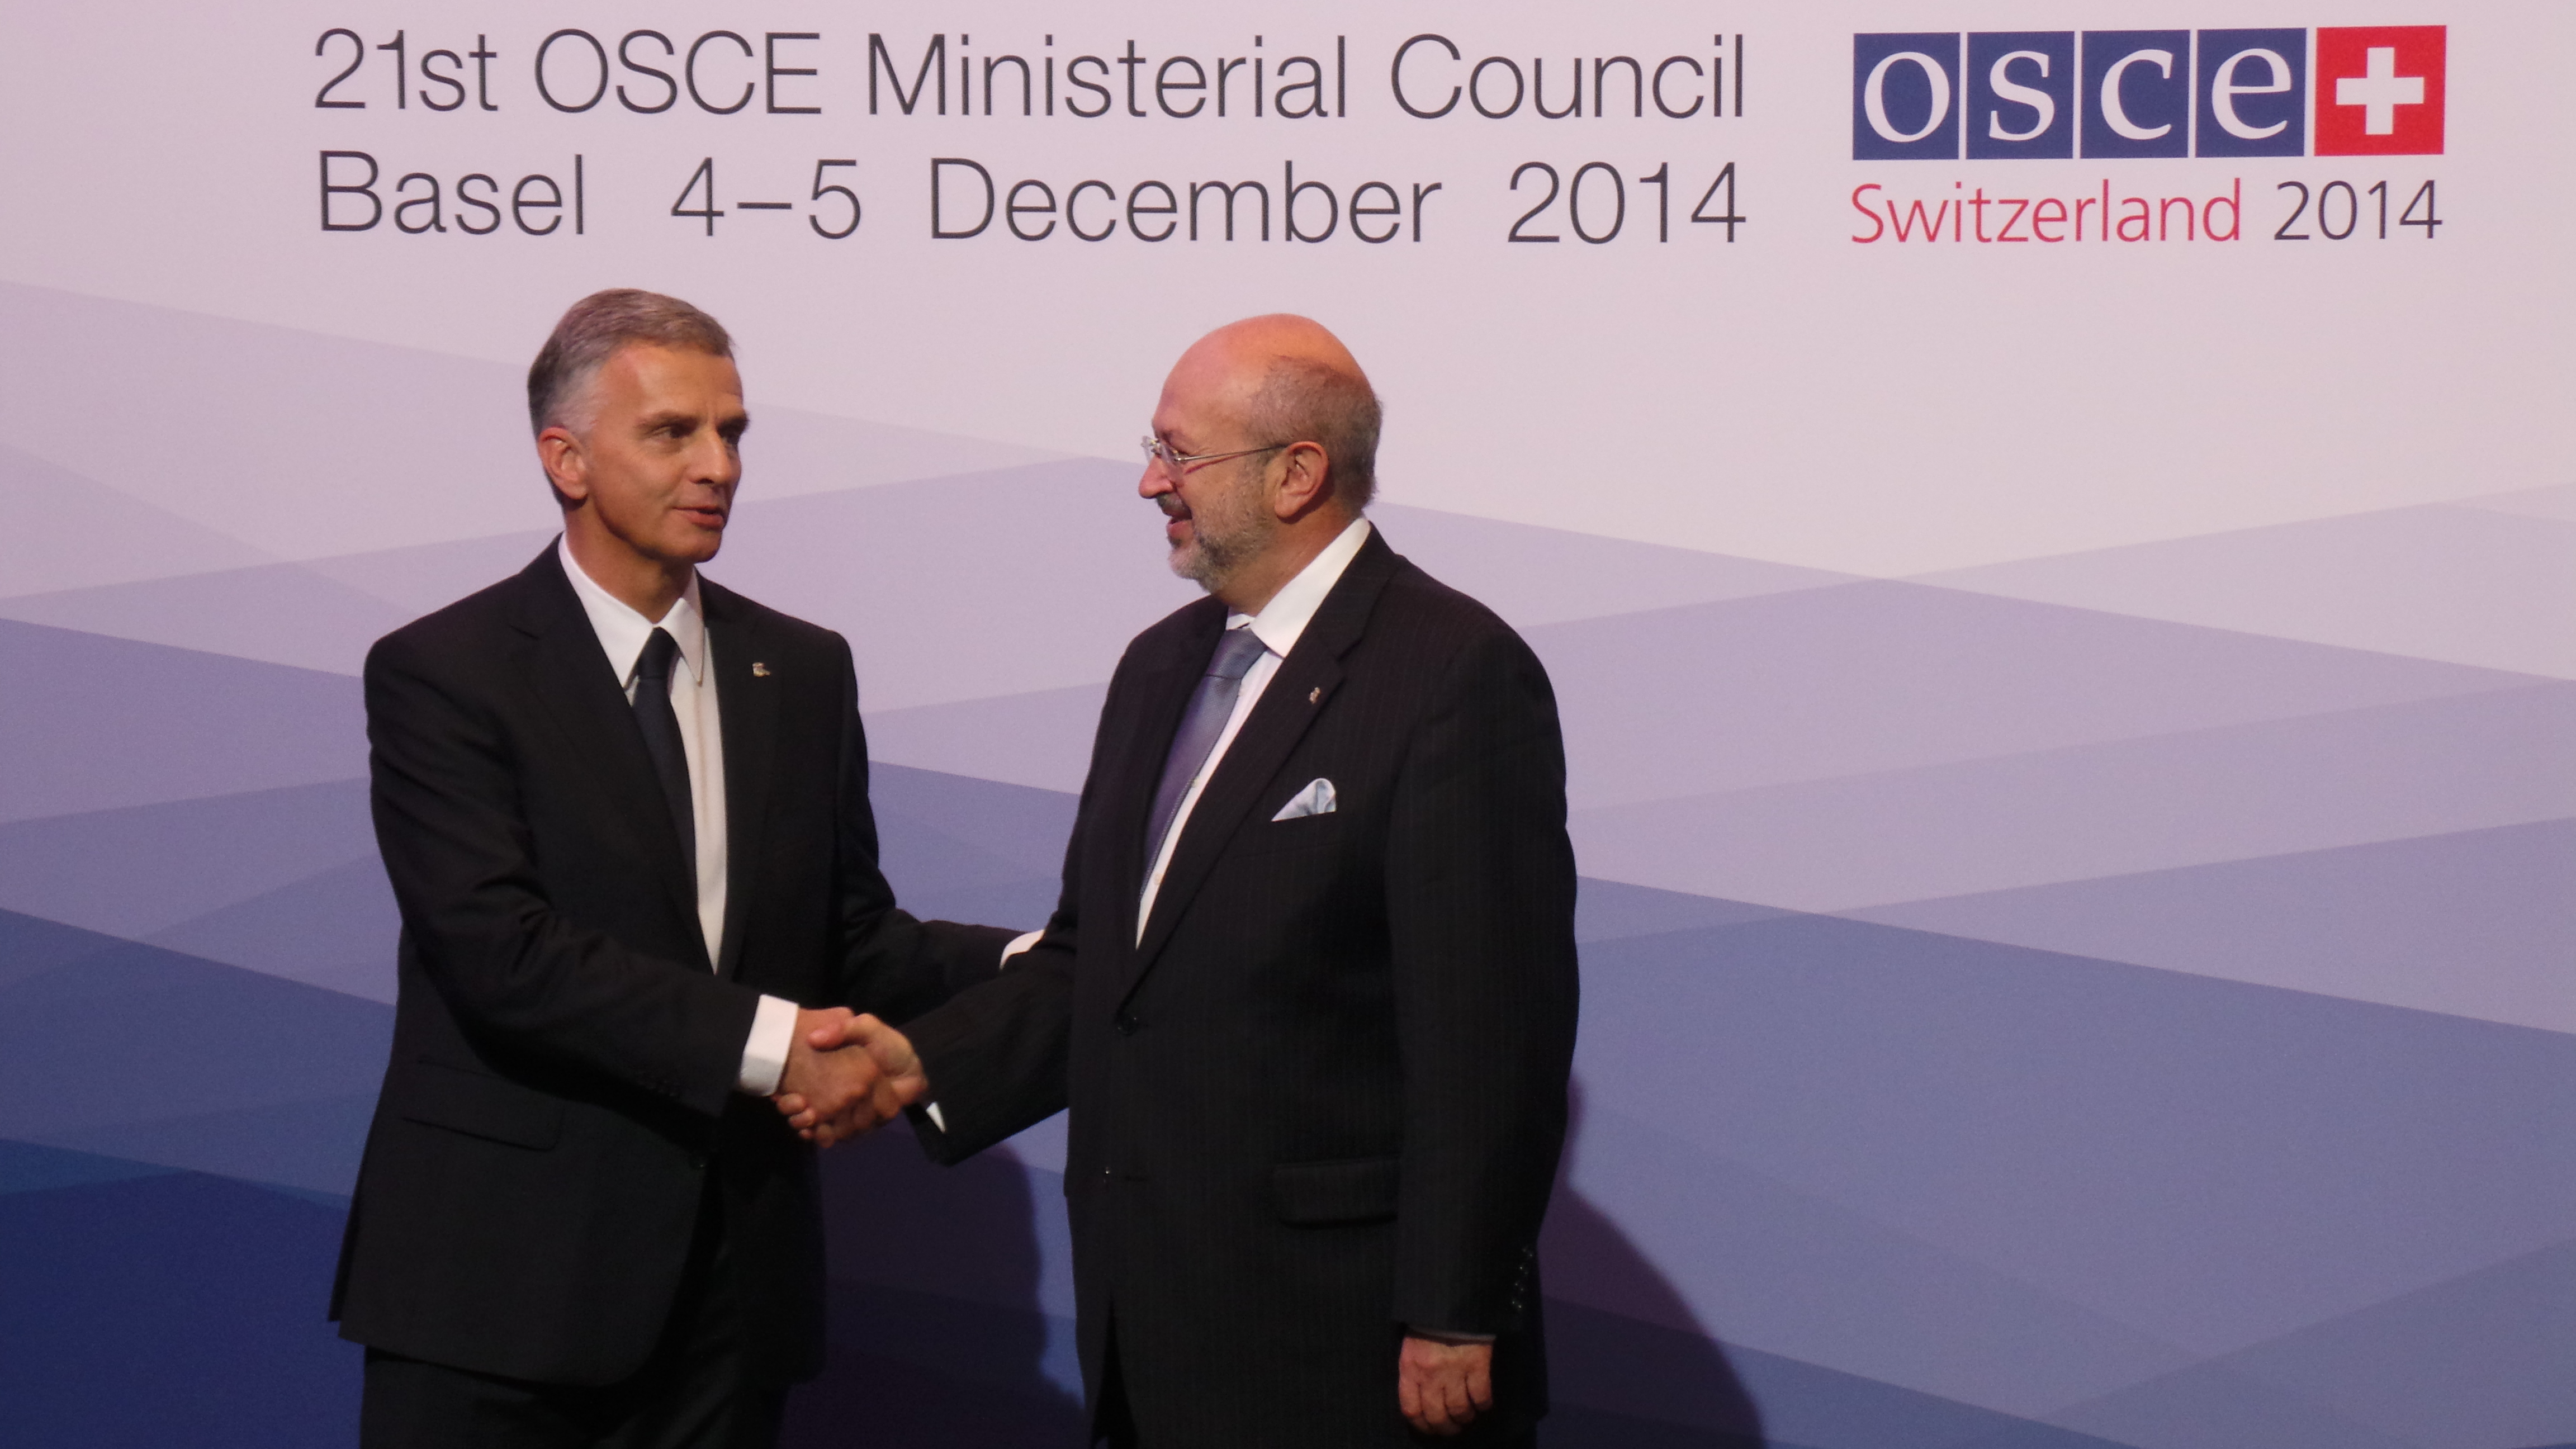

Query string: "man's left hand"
[[1398, 1335, 1493, 1436]]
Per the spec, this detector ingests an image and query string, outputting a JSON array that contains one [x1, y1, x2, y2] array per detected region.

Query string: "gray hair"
[[1244, 357, 1382, 512], [526, 289, 733, 436]]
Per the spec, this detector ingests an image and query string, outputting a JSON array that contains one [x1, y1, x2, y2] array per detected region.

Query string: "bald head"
[[1178, 314, 1367, 387], [1141, 315, 1384, 611], [1167, 315, 1381, 513]]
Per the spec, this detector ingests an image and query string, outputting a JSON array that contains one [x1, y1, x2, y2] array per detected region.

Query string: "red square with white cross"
[[2315, 26, 2445, 155]]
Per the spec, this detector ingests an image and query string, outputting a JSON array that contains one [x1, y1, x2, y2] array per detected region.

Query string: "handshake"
[[771, 1008, 927, 1148]]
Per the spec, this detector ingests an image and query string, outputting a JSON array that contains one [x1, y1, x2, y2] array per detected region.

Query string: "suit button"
[[1114, 1012, 1140, 1036]]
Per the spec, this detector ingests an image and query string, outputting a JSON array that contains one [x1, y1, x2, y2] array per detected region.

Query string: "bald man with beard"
[[788, 317, 1579, 1445]]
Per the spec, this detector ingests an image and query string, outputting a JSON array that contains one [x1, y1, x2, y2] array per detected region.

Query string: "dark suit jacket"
[[331, 546, 1013, 1386], [903, 530, 1580, 1445]]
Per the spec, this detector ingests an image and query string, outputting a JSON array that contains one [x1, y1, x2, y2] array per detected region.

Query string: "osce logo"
[[1852, 27, 2445, 159]]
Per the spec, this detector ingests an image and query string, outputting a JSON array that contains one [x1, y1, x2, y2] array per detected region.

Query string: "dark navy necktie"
[[1145, 627, 1269, 862], [633, 627, 695, 876]]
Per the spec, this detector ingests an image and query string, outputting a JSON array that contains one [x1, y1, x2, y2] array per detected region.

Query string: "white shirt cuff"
[[737, 993, 800, 1096]]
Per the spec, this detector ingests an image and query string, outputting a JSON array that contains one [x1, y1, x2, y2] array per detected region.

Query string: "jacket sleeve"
[[900, 930, 1077, 1164], [1383, 627, 1581, 1336], [897, 759, 1092, 1163], [827, 636, 1022, 1025], [896, 647, 1141, 1163], [366, 631, 760, 1119]]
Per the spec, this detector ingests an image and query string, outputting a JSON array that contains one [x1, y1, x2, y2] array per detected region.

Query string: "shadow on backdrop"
[[778, 1077, 1771, 1448], [1541, 1080, 1770, 1447], [783, 1119, 1087, 1448]]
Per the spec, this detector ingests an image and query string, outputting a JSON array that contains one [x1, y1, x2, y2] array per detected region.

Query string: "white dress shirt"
[[1137, 517, 1373, 938], [557, 537, 800, 1096]]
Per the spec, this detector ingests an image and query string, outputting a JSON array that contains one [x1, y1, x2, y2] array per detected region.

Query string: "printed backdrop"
[[1, 3, 2569, 1446]]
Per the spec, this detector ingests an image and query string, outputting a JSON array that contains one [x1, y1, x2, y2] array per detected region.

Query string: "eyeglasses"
[[1140, 435, 1291, 476]]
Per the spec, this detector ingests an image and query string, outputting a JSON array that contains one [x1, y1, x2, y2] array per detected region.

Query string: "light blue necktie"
[[1145, 627, 1270, 863]]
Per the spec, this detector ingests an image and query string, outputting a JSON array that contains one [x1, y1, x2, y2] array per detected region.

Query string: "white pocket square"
[[1272, 778, 1337, 821]]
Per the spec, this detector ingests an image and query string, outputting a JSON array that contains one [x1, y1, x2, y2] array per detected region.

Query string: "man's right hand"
[[775, 1007, 891, 1147], [774, 1012, 929, 1147]]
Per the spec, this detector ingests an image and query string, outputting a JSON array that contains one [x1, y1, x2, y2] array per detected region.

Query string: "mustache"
[[1156, 495, 1190, 519]]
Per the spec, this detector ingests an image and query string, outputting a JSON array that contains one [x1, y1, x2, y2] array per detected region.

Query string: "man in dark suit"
[[332, 290, 1020, 1448], [786, 316, 1580, 1444]]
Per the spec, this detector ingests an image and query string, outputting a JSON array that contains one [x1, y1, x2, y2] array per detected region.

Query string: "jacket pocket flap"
[[1271, 1155, 1399, 1225], [397, 1059, 565, 1150]]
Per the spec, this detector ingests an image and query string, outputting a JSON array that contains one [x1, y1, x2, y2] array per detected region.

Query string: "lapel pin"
[[1308, 686, 1322, 704], [751, 662, 771, 678]]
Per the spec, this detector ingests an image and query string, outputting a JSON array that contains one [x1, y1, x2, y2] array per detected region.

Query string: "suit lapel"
[[510, 549, 702, 945], [1126, 533, 1401, 991], [703, 583, 778, 981]]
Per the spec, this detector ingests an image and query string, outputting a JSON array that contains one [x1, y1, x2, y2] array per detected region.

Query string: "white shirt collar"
[[557, 534, 709, 686], [1230, 517, 1373, 657]]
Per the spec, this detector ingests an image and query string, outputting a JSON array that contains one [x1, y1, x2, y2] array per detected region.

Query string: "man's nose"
[[693, 434, 742, 485], [1138, 464, 1171, 499]]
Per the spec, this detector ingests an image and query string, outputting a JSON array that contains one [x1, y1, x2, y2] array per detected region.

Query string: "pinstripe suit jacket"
[[903, 529, 1580, 1445]]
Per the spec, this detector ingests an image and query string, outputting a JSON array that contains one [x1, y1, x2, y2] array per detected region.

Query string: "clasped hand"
[[771, 1008, 928, 1148]]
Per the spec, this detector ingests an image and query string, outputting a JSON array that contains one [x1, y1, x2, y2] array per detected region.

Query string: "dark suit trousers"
[[359, 1182, 783, 1449]]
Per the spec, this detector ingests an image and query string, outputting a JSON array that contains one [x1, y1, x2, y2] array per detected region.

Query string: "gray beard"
[[1167, 473, 1276, 590]]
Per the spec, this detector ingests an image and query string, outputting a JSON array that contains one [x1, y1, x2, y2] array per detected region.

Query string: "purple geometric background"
[[2, 283, 2569, 1448]]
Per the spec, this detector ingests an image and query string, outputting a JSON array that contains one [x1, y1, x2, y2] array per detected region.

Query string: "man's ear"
[[1271, 441, 1334, 521], [537, 426, 589, 508]]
